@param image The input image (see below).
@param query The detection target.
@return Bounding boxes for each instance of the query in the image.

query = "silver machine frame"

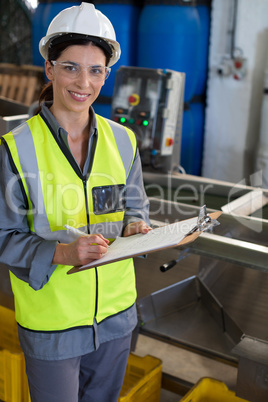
[136,172,268,401]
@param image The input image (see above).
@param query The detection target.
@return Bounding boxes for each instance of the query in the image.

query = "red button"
[165,138,174,146]
[128,93,140,106]
[234,60,242,69]
[129,96,136,103]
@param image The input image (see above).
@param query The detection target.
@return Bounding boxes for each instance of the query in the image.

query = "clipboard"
[67,209,222,275]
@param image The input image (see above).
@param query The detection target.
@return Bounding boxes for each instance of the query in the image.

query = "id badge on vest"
[92,184,126,215]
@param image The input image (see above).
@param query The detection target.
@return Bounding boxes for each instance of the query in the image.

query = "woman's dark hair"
[35,38,111,114]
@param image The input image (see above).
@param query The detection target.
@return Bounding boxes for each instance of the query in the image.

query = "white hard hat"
[39,2,121,67]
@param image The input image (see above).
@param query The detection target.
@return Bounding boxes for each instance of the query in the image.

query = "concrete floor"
[134,334,237,401]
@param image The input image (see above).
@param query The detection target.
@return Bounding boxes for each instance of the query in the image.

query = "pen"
[64,225,110,247]
[64,225,88,236]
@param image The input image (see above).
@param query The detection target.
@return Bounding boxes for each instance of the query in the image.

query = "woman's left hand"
[123,221,152,237]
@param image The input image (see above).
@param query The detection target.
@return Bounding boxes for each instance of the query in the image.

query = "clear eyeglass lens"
[51,61,110,81]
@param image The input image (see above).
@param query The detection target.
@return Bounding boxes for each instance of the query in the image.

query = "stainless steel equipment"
[135,172,268,401]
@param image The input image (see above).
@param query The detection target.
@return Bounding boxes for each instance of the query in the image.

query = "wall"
[202,0,268,186]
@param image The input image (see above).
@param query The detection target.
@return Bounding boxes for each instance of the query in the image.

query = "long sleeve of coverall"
[0,143,58,290]
[0,141,150,291]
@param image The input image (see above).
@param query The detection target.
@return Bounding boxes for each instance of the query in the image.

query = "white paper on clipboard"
[67,211,222,274]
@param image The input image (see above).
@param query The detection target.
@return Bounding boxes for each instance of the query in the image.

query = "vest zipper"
[82,131,97,234]
[82,178,90,234]
[92,267,100,349]
[94,268,98,318]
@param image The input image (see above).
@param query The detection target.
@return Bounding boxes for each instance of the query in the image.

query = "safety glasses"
[50,60,111,81]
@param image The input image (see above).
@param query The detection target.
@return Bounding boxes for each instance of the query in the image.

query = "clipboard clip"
[187,205,220,235]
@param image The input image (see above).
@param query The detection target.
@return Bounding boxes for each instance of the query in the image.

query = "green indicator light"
[120,117,126,124]
[128,118,135,124]
[142,120,149,126]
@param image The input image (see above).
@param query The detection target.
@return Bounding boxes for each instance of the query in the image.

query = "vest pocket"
[92,184,126,215]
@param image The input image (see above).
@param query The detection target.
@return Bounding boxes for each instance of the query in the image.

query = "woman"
[0,3,150,401]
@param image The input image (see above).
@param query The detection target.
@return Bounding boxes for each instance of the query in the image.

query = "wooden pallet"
[0,63,45,106]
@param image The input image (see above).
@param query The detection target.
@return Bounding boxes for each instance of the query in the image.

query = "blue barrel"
[92,102,112,119]
[137,3,200,102]
[32,1,80,66]
[190,101,205,175]
[180,102,205,175]
[180,106,194,174]
[95,4,141,97]
[195,4,211,96]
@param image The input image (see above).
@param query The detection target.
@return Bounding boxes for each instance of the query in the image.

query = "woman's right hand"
[52,234,109,267]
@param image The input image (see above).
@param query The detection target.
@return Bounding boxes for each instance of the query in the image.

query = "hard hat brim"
[39,32,121,67]
[50,33,113,58]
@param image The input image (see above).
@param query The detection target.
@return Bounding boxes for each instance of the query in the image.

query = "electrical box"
[110,67,185,172]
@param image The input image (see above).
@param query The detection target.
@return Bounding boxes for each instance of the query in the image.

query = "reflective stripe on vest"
[3,113,137,331]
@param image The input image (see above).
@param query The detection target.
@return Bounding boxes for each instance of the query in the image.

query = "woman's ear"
[45,60,54,81]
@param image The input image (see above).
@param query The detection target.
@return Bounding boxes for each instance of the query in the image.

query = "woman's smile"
[68,90,90,101]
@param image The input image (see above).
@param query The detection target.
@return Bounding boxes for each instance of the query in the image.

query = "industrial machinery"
[110,66,185,173]
[134,172,268,401]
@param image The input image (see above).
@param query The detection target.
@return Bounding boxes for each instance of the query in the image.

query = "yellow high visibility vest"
[2,113,137,331]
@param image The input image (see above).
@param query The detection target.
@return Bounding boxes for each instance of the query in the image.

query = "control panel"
[110,67,185,172]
